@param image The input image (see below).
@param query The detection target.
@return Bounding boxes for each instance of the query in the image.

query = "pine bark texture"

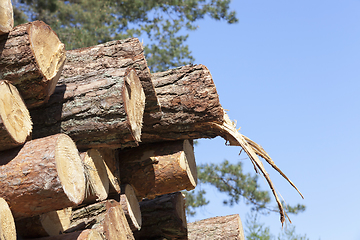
[0,80,32,151]
[30,69,145,149]
[0,21,65,108]
[0,134,85,220]
[119,140,197,199]
[62,38,161,125]
[134,192,187,240]
[188,214,245,240]
[0,0,13,35]
[142,64,224,143]
[0,197,16,240]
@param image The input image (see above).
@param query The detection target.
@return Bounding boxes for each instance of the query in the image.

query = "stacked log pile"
[0,2,303,239]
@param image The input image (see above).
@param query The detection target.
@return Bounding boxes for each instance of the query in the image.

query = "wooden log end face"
[122,184,142,231]
[0,81,32,150]
[55,134,86,205]
[0,0,13,35]
[182,140,197,190]
[0,198,16,240]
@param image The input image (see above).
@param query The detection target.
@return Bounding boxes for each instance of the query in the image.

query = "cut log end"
[121,184,142,231]
[182,140,197,190]
[0,198,16,240]
[0,81,32,151]
[124,69,146,143]
[81,149,109,203]
[56,134,86,205]
[0,0,13,35]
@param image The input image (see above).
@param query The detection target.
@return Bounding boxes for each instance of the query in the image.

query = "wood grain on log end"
[119,140,197,199]
[0,0,13,35]
[29,229,102,240]
[120,184,142,231]
[97,148,121,194]
[0,134,85,219]
[81,149,109,204]
[0,197,16,240]
[0,21,65,108]
[0,80,32,151]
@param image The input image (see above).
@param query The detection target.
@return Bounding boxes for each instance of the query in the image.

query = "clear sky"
[184,1,360,239]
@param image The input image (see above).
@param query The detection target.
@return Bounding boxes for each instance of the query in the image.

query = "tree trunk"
[0,80,32,151]
[0,133,85,220]
[29,229,102,240]
[119,140,197,199]
[62,38,161,125]
[102,205,135,240]
[134,192,187,240]
[119,184,141,231]
[97,148,121,194]
[188,214,245,240]
[0,197,16,240]
[141,64,224,143]
[30,69,145,149]
[15,207,72,238]
[0,0,13,35]
[0,21,65,108]
[81,149,109,204]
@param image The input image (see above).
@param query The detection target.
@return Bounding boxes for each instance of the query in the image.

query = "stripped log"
[0,197,16,240]
[188,214,245,240]
[0,80,32,151]
[29,229,102,240]
[16,207,72,238]
[0,21,65,108]
[81,149,109,204]
[0,133,85,219]
[0,0,13,35]
[119,140,197,199]
[119,184,141,231]
[141,64,224,142]
[62,38,161,124]
[134,192,187,240]
[98,148,121,194]
[30,69,145,149]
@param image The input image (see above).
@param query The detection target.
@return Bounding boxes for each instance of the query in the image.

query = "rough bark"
[0,80,32,151]
[119,140,197,199]
[0,0,13,35]
[30,69,145,149]
[97,148,121,194]
[16,207,72,238]
[62,38,161,125]
[0,134,85,220]
[29,229,102,240]
[188,214,245,240]
[134,192,187,240]
[0,21,65,108]
[81,149,109,204]
[141,64,224,142]
[0,197,16,240]
[119,184,141,231]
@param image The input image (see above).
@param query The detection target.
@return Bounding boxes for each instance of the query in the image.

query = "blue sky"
[184,1,360,239]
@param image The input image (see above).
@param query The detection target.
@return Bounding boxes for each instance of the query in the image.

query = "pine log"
[102,205,134,240]
[29,229,102,240]
[98,148,121,194]
[0,80,32,151]
[0,0,13,35]
[141,64,224,142]
[0,21,65,108]
[188,214,245,240]
[0,133,85,219]
[0,197,16,240]
[62,38,161,125]
[16,207,72,238]
[119,140,197,199]
[30,69,145,149]
[81,149,109,204]
[134,192,187,240]
[119,184,141,231]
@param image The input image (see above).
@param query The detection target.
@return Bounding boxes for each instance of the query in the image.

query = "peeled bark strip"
[81,149,109,204]
[119,184,141,231]
[0,197,16,240]
[0,0,13,35]
[98,148,121,194]
[16,207,72,238]
[62,38,161,124]
[188,214,245,240]
[30,69,145,149]
[134,192,187,240]
[119,140,197,199]
[0,80,32,151]
[0,134,85,219]
[30,229,102,240]
[141,64,224,142]
[0,21,65,108]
